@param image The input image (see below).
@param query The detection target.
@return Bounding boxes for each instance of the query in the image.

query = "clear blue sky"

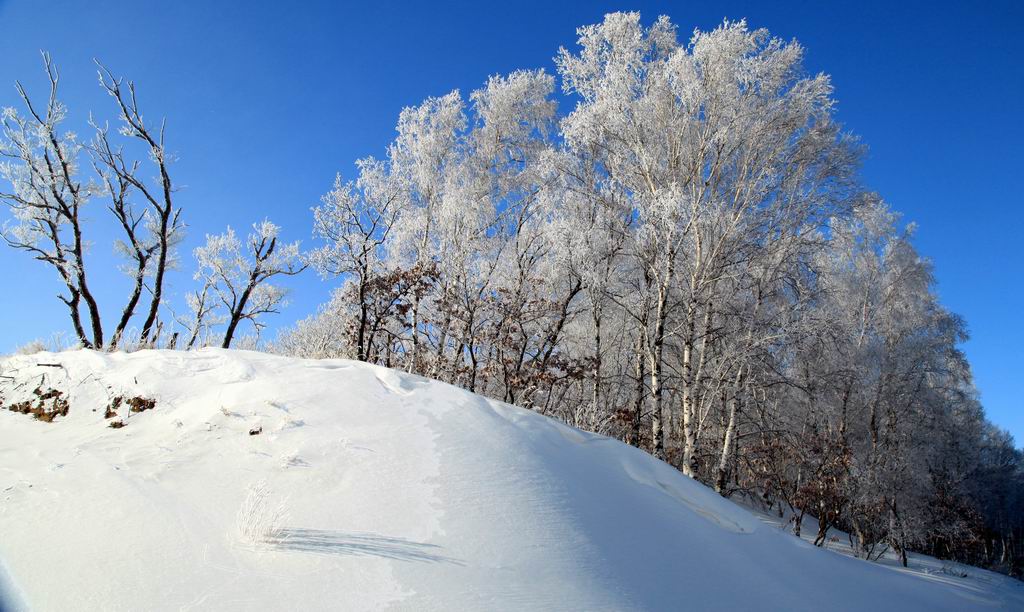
[0,1,1020,443]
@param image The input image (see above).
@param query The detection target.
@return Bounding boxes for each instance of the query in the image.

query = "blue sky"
[0,0,1020,443]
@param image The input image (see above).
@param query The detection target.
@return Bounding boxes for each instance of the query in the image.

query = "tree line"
[2,13,1021,577]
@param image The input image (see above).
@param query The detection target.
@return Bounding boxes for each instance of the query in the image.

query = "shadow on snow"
[269,529,463,565]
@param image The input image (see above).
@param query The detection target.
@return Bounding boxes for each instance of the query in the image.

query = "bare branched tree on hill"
[194,219,306,349]
[0,54,103,348]
[0,53,181,350]
[92,62,183,347]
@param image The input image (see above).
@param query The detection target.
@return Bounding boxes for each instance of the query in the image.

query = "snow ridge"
[0,349,1021,611]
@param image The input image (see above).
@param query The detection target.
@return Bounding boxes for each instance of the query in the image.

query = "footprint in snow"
[282,455,310,468]
[266,400,290,413]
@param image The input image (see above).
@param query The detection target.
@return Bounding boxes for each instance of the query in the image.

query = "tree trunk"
[71,220,103,348]
[628,329,646,448]
[408,291,420,373]
[222,278,258,349]
[356,275,369,361]
[139,161,174,343]
[139,223,168,343]
[814,510,829,547]
[56,284,89,348]
[680,296,698,477]
[110,257,149,350]
[592,306,602,419]
[649,279,671,461]
[714,366,743,494]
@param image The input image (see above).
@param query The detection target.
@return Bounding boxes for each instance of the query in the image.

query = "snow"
[1,349,1021,611]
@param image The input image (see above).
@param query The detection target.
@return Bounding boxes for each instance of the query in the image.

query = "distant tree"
[310,167,402,361]
[270,286,354,359]
[176,279,223,350]
[194,220,306,349]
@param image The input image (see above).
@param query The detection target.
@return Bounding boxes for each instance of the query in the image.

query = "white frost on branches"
[193,219,306,348]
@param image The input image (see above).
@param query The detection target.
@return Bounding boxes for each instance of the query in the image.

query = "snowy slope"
[0,349,1021,611]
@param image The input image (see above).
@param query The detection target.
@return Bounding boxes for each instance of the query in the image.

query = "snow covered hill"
[1,349,1021,611]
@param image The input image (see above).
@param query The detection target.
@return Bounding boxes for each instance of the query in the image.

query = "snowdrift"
[0,349,1020,611]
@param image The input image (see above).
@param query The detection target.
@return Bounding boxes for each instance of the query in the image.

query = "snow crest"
[1,349,1021,611]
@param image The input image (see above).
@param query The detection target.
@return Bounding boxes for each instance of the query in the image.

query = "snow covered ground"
[1,349,1021,611]
[748,502,1023,594]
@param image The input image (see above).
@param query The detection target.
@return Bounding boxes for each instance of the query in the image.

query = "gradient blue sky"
[0,1,1020,443]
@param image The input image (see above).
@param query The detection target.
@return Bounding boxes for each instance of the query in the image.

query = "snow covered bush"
[13,340,46,356]
[10,332,76,355]
[235,480,289,547]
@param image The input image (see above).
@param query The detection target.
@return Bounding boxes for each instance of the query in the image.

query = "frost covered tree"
[271,286,353,359]
[176,279,224,350]
[194,220,305,348]
[310,165,402,361]
[303,69,558,379]
[93,62,183,346]
[0,54,104,347]
[270,12,1019,577]
[0,54,182,350]
[555,14,858,465]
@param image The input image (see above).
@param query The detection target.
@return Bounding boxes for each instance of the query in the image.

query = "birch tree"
[271,11,1019,578]
[556,14,858,468]
[311,165,402,361]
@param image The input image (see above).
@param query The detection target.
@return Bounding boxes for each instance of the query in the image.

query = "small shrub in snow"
[4,386,69,422]
[235,480,289,547]
[105,396,125,419]
[14,340,47,355]
[126,396,156,413]
[104,395,155,420]
[10,333,76,355]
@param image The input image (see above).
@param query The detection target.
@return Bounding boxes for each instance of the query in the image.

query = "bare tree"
[194,220,306,348]
[94,63,183,345]
[176,279,223,349]
[1,54,182,350]
[0,53,103,348]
